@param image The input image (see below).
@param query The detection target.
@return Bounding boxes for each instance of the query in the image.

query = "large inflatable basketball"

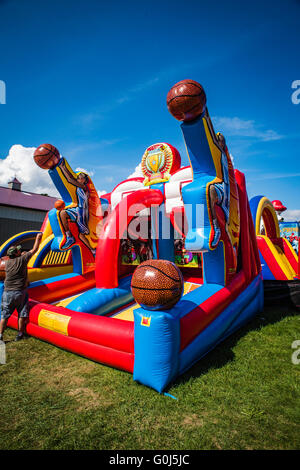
[131,259,184,310]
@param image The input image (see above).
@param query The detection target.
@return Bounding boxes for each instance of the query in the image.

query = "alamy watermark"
[0,340,6,365]
[291,80,300,104]
[291,340,300,365]
[96,201,205,245]
[0,80,6,104]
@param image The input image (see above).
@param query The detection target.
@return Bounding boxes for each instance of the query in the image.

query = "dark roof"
[8,177,21,184]
[0,186,57,211]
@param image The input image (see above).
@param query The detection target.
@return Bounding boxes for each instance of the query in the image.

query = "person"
[57,159,95,254]
[0,233,43,342]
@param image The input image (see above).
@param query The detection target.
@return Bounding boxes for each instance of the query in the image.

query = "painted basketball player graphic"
[57,159,95,254]
[209,132,231,247]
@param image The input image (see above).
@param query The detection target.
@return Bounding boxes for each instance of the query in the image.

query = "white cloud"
[212,116,283,141]
[75,167,94,177]
[0,144,59,197]
[127,163,143,179]
[283,210,300,222]
[0,144,106,199]
[97,189,107,197]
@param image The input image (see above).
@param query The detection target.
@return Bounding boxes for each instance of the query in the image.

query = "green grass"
[0,304,299,450]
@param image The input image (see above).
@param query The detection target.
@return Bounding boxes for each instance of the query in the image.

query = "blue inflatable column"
[150,184,175,262]
[180,115,226,285]
[180,116,217,254]
[133,306,181,393]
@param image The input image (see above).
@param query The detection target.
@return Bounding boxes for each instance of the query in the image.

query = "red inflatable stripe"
[235,170,252,282]
[7,302,135,370]
[28,271,95,303]
[96,189,164,289]
[247,199,262,276]
[256,236,288,280]
[282,238,298,272]
[27,323,134,373]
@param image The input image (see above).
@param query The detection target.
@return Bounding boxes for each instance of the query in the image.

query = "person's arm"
[28,232,43,258]
[59,159,85,189]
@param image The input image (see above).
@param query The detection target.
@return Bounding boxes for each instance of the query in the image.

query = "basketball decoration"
[54,199,65,211]
[141,143,181,186]
[167,79,206,122]
[33,144,60,170]
[131,259,184,310]
[0,256,8,281]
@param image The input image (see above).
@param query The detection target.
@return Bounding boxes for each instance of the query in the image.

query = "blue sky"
[0,0,299,213]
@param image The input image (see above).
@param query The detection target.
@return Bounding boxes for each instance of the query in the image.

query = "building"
[0,178,57,246]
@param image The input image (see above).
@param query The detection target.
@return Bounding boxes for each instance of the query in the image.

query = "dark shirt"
[4,252,32,291]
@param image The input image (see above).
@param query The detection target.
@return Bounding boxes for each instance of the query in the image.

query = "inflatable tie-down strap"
[263,280,300,309]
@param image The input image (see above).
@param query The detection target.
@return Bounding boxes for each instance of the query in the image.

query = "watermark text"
[291,340,300,364]
[291,80,300,104]
[0,80,6,104]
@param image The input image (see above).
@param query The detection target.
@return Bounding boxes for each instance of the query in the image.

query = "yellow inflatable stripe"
[256,198,280,238]
[183,282,199,295]
[113,304,138,322]
[0,230,37,254]
[38,309,71,335]
[113,282,200,322]
[203,117,223,180]
[28,234,54,268]
[273,244,296,279]
[28,265,73,283]
[55,293,82,308]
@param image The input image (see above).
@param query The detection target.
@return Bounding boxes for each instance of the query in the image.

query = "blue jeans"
[1,290,29,320]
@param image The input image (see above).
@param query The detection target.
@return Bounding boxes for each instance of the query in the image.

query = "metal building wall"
[0,205,46,247]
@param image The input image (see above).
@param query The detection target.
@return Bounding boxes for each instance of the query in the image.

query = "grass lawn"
[0,304,299,450]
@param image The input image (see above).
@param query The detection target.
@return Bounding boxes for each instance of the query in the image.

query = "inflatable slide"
[250,196,300,308]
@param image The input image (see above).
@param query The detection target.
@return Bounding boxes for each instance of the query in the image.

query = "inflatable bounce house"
[250,196,300,308]
[2,78,295,393]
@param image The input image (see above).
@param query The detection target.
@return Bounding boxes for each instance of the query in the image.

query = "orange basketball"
[34,144,60,170]
[167,79,206,122]
[131,259,184,310]
[54,199,65,210]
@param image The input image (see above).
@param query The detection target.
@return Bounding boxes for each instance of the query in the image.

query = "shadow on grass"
[169,304,299,389]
